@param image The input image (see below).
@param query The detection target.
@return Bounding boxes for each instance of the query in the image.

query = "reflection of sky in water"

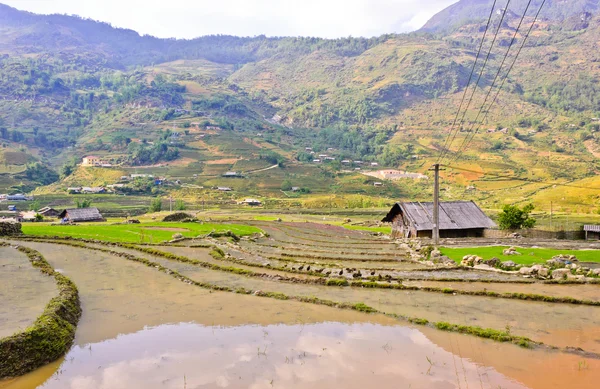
[38,323,526,389]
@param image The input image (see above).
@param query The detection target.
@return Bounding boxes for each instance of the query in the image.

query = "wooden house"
[58,207,104,223]
[382,201,496,238]
[37,207,61,217]
[584,225,600,240]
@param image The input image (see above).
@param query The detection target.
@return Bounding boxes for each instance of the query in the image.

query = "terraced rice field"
[1,221,599,388]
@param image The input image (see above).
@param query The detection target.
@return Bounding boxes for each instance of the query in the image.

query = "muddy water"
[4,323,532,389]
[135,251,600,353]
[19,241,395,345]
[405,280,600,302]
[0,246,58,337]
[1,241,599,388]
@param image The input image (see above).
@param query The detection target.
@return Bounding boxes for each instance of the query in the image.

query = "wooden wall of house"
[586,231,600,240]
[415,228,485,239]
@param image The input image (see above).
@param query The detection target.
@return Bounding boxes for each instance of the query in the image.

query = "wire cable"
[452,0,547,162]
[436,0,500,164]
[441,0,513,165]
[441,163,600,191]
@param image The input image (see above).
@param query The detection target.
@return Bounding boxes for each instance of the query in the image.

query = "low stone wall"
[0,221,22,236]
[0,244,81,378]
[483,228,585,240]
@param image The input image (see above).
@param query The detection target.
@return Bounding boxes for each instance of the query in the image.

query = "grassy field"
[21,222,262,243]
[440,246,600,265]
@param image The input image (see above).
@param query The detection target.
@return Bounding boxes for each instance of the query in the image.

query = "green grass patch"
[21,222,261,243]
[440,246,600,265]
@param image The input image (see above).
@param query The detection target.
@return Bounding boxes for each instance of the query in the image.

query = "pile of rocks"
[461,255,502,268]
[502,247,521,255]
[429,249,455,266]
[0,220,22,236]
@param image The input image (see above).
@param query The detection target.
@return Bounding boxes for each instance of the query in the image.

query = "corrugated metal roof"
[383,201,496,231]
[59,207,104,222]
[584,225,600,232]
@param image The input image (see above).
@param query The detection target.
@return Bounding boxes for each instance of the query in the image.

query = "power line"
[436,0,501,164]
[441,0,513,164]
[452,0,546,162]
[441,163,600,191]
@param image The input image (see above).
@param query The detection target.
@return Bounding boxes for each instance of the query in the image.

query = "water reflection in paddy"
[23,323,528,389]
[0,246,58,338]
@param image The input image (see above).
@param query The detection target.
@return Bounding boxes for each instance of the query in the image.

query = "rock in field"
[519,267,533,275]
[501,260,516,269]
[502,247,521,255]
[551,268,571,280]
[484,257,500,267]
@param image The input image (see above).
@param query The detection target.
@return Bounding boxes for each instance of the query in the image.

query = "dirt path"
[245,164,278,174]
[585,140,600,159]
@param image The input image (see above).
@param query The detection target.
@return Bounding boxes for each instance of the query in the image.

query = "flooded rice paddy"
[1,221,600,388]
[0,246,58,338]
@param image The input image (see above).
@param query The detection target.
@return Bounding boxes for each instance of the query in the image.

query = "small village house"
[37,207,61,217]
[584,225,600,240]
[82,156,102,166]
[59,208,105,223]
[20,211,38,222]
[241,198,262,206]
[382,201,496,238]
[223,172,241,178]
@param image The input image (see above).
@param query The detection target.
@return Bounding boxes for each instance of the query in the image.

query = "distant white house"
[241,198,261,206]
[131,174,154,179]
[374,182,383,187]
[217,187,233,192]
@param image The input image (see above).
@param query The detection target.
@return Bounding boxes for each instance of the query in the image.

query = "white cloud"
[3,0,458,38]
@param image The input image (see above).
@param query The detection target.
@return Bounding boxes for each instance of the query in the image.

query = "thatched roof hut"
[58,208,104,222]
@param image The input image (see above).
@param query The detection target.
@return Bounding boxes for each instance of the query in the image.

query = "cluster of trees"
[524,75,600,113]
[126,141,179,165]
[20,162,59,185]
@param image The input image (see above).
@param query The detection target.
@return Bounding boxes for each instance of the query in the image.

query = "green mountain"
[421,0,600,32]
[1,2,600,212]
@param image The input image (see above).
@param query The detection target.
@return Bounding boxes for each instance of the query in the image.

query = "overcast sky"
[2,0,458,38]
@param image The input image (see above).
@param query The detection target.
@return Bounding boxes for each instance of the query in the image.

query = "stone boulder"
[519,267,533,275]
[483,257,500,267]
[591,269,600,276]
[501,260,517,269]
[538,267,549,277]
[502,247,521,255]
[430,249,441,259]
[172,233,184,240]
[551,268,571,280]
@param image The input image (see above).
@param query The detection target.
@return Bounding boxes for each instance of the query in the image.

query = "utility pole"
[169,196,173,212]
[430,163,441,246]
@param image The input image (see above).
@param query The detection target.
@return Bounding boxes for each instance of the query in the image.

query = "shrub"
[149,197,162,212]
[497,204,536,230]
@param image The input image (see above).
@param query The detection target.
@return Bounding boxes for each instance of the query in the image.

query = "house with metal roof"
[382,201,496,238]
[58,207,105,223]
[584,225,600,240]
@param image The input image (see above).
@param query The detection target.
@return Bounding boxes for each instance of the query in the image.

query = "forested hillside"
[1,1,600,211]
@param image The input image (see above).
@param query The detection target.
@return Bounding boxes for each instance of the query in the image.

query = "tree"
[29,200,41,211]
[76,199,93,208]
[174,199,186,211]
[149,197,162,212]
[497,204,536,230]
[281,180,293,191]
